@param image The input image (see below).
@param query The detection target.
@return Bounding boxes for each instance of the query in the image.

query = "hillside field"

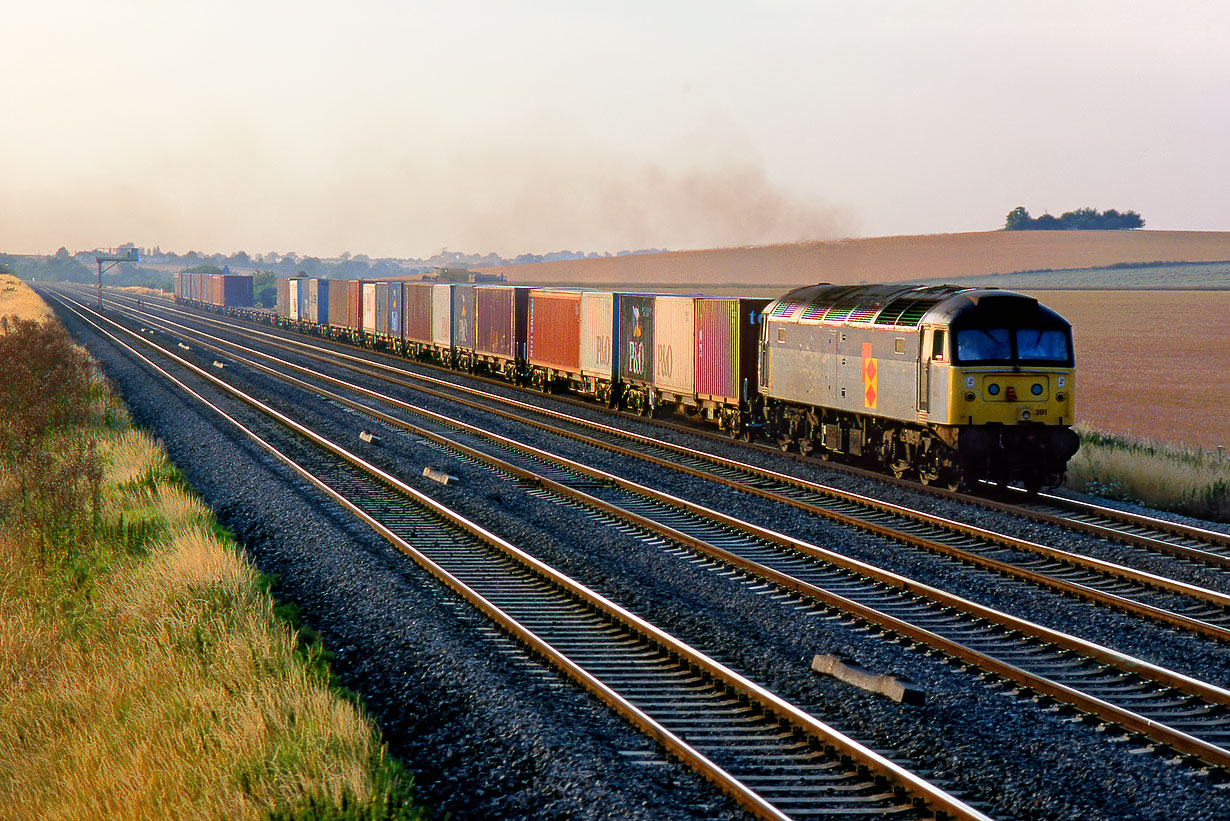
[480,230,1230,289]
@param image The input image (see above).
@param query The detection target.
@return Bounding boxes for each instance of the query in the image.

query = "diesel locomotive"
[757,283,1078,489]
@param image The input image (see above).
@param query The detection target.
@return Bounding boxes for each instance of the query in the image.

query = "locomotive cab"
[758,284,1080,490]
[920,292,1078,488]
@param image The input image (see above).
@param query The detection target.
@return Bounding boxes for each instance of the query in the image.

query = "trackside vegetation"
[0,288,427,818]
[1065,425,1230,522]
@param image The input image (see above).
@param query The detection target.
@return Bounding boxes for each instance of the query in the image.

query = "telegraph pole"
[95,248,138,309]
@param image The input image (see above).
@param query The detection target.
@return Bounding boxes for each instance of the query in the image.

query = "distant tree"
[1005,206,1033,230]
[257,286,276,308]
[182,264,223,274]
[1004,205,1144,231]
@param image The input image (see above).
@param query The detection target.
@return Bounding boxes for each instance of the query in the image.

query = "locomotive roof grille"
[875,297,941,327]
[770,298,806,318]
[848,305,881,323]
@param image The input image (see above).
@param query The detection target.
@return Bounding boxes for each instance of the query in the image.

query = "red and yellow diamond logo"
[862,342,878,409]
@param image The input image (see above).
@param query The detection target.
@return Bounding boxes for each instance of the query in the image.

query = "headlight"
[1031,383,1043,396]
[964,392,976,402]
[987,383,1000,396]
[1056,392,1066,402]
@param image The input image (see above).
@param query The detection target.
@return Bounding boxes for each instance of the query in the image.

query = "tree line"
[1004,206,1144,231]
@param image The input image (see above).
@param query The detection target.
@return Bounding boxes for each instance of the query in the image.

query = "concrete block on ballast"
[811,654,924,706]
[423,466,458,486]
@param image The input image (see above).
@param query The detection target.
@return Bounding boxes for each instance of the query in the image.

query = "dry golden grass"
[1065,425,1230,521]
[0,416,399,819]
[116,285,170,298]
[0,273,53,322]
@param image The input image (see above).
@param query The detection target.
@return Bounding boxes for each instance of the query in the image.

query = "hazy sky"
[3,1,1227,258]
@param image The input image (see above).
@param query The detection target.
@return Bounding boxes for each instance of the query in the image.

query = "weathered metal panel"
[431,284,452,348]
[528,290,582,372]
[696,297,770,404]
[388,282,402,341]
[403,282,433,344]
[452,284,474,350]
[579,291,616,381]
[362,282,377,334]
[306,278,328,324]
[347,281,363,331]
[618,294,655,385]
[288,278,300,321]
[276,278,288,318]
[297,278,310,319]
[764,321,920,421]
[221,274,254,308]
[374,282,390,336]
[650,295,695,397]
[474,286,529,359]
[327,279,349,328]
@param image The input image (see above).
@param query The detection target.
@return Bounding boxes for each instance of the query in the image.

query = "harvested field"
[483,230,1230,289]
[1028,290,1230,451]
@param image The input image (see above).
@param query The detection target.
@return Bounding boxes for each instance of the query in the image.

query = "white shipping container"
[432,284,453,348]
[288,279,300,321]
[579,291,615,380]
[651,295,697,397]
[362,282,377,334]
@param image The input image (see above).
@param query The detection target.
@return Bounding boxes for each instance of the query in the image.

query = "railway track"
[51,290,990,819]
[103,288,1230,577]
[80,288,1230,775]
[107,290,1230,645]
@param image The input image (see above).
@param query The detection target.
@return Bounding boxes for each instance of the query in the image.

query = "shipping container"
[362,282,377,334]
[211,274,223,307]
[452,284,475,350]
[328,278,350,328]
[375,282,390,336]
[431,284,453,349]
[474,285,528,360]
[579,291,617,382]
[695,297,770,405]
[288,279,301,320]
[650,295,697,398]
[528,290,581,373]
[388,282,402,342]
[618,294,656,386]
[348,281,363,332]
[221,274,254,308]
[403,282,434,345]
[306,278,328,324]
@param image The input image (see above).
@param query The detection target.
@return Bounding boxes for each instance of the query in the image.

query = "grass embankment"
[1065,425,1230,522]
[0,287,425,818]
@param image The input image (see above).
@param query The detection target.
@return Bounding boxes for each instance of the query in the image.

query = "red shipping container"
[695,297,771,404]
[402,282,433,344]
[528,290,581,372]
[474,286,529,359]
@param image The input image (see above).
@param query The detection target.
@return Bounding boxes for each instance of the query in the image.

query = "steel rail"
[111,293,1230,643]
[86,290,1230,773]
[51,287,991,821]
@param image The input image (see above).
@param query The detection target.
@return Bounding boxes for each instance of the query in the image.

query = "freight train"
[175,275,1078,489]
